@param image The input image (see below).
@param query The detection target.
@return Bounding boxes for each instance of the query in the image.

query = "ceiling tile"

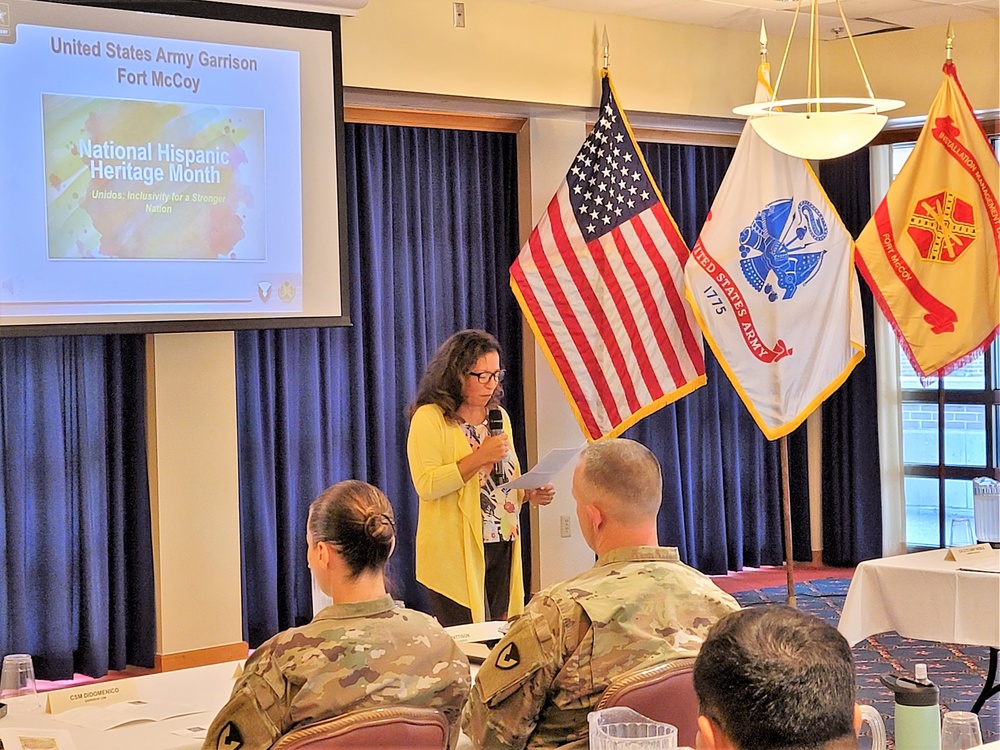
[956,0,1000,10]
[873,1,996,24]
[509,0,997,32]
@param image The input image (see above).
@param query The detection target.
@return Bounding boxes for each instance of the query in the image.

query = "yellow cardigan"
[406,403,525,623]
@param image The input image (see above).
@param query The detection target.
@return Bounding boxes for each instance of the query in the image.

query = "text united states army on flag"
[684,63,864,440]
[510,71,705,441]
[855,61,999,379]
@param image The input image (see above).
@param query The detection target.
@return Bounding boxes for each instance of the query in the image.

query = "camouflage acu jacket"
[462,546,739,750]
[203,594,471,750]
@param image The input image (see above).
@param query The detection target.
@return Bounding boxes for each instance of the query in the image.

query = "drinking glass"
[589,707,677,750]
[0,653,39,710]
[857,704,887,750]
[941,711,983,750]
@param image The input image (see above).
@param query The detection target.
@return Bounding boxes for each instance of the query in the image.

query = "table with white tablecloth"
[3,629,695,749]
[838,547,1000,712]
[0,660,240,750]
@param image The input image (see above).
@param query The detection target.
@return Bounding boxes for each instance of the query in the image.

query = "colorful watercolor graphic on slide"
[43,94,265,261]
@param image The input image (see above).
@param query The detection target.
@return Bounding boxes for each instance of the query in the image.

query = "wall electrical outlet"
[453,2,465,28]
[559,515,572,538]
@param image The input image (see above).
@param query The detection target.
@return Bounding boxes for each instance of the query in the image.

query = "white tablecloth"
[838,548,1000,648]
[3,646,694,749]
[0,660,240,750]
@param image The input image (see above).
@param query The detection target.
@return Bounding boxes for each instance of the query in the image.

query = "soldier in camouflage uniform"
[463,439,739,750]
[203,481,470,750]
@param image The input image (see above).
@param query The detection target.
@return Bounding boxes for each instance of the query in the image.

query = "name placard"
[46,680,139,714]
[443,620,507,643]
[945,542,996,562]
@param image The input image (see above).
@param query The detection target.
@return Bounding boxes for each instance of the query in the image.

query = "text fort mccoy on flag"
[855,60,1000,379]
[510,70,706,441]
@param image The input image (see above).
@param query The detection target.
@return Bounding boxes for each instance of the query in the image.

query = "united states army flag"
[855,61,1000,379]
[684,63,864,440]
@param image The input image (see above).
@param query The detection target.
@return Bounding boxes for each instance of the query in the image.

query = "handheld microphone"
[487,408,506,486]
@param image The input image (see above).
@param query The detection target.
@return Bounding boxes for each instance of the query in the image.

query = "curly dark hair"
[409,329,504,423]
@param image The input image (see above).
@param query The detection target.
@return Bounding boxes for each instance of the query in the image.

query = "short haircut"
[308,480,395,578]
[578,438,661,524]
[693,606,856,750]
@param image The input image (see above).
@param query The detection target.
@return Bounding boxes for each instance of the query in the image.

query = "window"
[894,138,1000,548]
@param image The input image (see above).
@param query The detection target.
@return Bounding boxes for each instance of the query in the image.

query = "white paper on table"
[947,544,1000,571]
[172,724,210,739]
[0,727,79,750]
[503,446,584,490]
[959,566,1000,574]
[55,699,205,731]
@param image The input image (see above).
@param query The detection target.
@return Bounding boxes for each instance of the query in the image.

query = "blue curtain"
[0,334,155,679]
[235,123,522,647]
[818,149,883,565]
[236,130,820,649]
[637,142,812,573]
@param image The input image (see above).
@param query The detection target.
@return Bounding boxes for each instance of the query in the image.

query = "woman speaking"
[407,330,554,626]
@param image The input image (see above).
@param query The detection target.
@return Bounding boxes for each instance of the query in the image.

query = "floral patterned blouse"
[461,421,518,543]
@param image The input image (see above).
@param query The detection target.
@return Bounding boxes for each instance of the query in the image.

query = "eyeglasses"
[468,369,505,384]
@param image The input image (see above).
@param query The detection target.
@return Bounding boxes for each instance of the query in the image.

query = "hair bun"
[364,512,395,541]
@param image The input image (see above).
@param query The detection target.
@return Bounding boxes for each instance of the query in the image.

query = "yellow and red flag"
[856,62,1000,379]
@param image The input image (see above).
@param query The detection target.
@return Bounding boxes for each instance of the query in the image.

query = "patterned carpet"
[733,579,999,748]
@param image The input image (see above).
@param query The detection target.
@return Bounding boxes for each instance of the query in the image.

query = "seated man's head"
[572,438,661,553]
[693,605,860,750]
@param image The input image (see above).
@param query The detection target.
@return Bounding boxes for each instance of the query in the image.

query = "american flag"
[510,71,706,440]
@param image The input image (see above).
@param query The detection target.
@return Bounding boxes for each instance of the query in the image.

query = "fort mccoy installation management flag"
[855,61,1000,379]
[684,63,864,440]
[510,70,706,441]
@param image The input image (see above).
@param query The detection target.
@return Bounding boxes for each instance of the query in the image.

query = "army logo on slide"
[0,3,11,41]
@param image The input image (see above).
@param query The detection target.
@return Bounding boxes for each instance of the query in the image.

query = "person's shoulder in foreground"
[201,480,470,750]
[694,605,863,750]
[462,438,739,750]
[282,599,471,726]
[207,600,469,746]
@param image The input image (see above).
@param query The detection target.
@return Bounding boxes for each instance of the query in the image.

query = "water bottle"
[881,664,941,750]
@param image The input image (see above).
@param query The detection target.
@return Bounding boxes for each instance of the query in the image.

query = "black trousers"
[426,540,513,626]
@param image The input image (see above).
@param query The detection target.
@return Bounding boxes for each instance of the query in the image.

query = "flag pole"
[762,18,796,608]
[760,18,795,607]
[780,435,796,606]
[602,25,610,70]
[945,19,954,60]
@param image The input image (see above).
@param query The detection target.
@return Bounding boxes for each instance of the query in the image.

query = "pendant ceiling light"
[733,0,904,160]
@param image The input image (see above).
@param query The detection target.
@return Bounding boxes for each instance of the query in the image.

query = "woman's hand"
[456,433,510,484]
[524,483,556,506]
[477,433,510,467]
